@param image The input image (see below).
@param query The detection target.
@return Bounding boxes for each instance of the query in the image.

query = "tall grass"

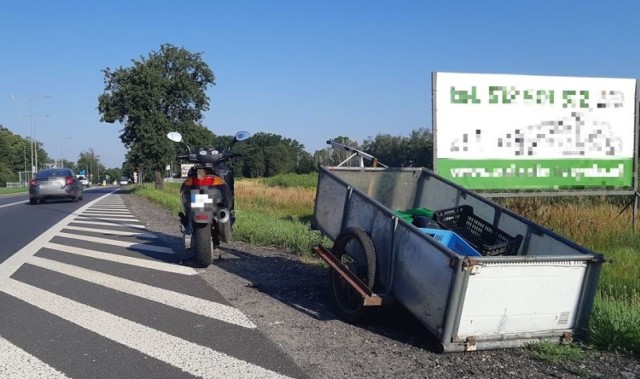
[498,197,640,358]
[259,172,318,189]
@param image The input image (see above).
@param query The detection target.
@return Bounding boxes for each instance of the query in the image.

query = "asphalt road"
[0,188,111,263]
[0,188,304,378]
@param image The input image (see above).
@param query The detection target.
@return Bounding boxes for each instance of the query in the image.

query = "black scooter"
[167,130,250,267]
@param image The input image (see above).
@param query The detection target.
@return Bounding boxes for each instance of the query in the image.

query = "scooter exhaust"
[218,208,230,224]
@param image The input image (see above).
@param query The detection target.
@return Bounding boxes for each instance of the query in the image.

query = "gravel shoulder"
[121,190,639,379]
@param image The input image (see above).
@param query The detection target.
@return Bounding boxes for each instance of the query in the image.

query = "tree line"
[97,43,434,188]
[2,45,435,187]
[0,125,124,186]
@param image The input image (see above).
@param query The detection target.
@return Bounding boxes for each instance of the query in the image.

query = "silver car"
[77,175,90,187]
[29,168,84,205]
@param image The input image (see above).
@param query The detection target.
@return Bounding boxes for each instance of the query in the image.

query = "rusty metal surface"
[312,245,382,307]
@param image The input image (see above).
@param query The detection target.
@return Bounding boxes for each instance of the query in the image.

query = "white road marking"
[0,336,71,379]
[88,208,128,211]
[0,191,118,287]
[0,200,26,209]
[83,209,131,217]
[62,225,157,238]
[55,232,175,254]
[2,280,289,379]
[77,213,138,219]
[76,216,140,222]
[81,208,131,211]
[29,256,255,328]
[69,220,146,229]
[44,242,196,275]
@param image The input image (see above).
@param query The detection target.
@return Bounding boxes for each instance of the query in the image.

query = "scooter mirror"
[167,132,182,143]
[234,131,251,142]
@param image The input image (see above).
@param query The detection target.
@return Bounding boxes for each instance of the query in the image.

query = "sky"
[1,0,639,168]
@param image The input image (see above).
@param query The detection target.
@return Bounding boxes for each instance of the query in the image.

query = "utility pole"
[10,95,51,175]
[60,137,72,168]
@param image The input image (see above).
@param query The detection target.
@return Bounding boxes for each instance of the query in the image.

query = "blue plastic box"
[419,228,480,256]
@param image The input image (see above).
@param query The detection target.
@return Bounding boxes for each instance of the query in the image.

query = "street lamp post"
[10,95,51,175]
[20,114,50,172]
[61,137,72,168]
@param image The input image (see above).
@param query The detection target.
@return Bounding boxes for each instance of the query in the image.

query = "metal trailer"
[311,166,605,352]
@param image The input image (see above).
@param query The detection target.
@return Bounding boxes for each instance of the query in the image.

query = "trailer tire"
[330,227,377,323]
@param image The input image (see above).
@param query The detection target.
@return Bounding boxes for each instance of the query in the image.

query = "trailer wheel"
[330,227,377,323]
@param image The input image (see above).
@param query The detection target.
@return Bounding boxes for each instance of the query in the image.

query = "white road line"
[63,225,157,238]
[0,336,71,379]
[84,209,131,213]
[44,242,196,275]
[55,232,175,255]
[0,190,119,287]
[29,256,255,329]
[0,200,26,209]
[78,213,137,219]
[69,220,146,229]
[88,208,128,211]
[2,280,289,379]
[76,216,140,222]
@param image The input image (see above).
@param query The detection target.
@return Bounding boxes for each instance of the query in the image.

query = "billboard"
[433,72,637,190]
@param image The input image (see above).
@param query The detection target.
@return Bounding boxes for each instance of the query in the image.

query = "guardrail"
[5,182,26,188]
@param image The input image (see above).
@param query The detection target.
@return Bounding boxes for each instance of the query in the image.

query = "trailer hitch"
[312,244,383,306]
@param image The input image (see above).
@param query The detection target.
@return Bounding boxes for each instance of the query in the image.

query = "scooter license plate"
[190,193,213,209]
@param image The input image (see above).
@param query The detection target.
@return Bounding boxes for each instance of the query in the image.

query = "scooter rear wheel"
[192,223,213,267]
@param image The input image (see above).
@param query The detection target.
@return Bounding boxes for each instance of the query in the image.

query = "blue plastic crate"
[419,228,480,257]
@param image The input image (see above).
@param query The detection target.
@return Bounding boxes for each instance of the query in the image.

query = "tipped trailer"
[311,167,604,352]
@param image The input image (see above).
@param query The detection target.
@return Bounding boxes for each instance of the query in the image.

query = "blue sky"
[1,0,638,168]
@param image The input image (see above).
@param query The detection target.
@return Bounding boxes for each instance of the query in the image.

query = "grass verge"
[130,178,330,261]
[0,187,27,195]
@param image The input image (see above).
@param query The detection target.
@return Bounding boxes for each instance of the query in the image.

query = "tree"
[77,148,104,185]
[405,128,433,169]
[98,43,216,189]
[361,128,433,168]
[236,132,310,177]
[0,126,47,185]
[316,136,361,167]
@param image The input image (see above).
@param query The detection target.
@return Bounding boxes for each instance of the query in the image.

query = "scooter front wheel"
[192,223,213,267]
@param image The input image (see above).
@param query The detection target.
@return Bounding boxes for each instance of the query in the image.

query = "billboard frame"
[431,72,639,224]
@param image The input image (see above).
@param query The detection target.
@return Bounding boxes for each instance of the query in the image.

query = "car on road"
[28,168,83,205]
[119,176,130,186]
[77,175,90,187]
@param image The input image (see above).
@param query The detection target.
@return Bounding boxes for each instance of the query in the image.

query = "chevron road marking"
[0,336,70,379]
[1,280,290,379]
[44,242,196,275]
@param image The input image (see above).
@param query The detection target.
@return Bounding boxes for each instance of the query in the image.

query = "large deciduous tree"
[98,44,215,188]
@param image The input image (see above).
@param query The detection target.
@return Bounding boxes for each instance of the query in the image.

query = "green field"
[132,173,640,359]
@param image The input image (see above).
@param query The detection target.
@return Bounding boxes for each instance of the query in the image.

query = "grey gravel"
[120,190,640,379]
